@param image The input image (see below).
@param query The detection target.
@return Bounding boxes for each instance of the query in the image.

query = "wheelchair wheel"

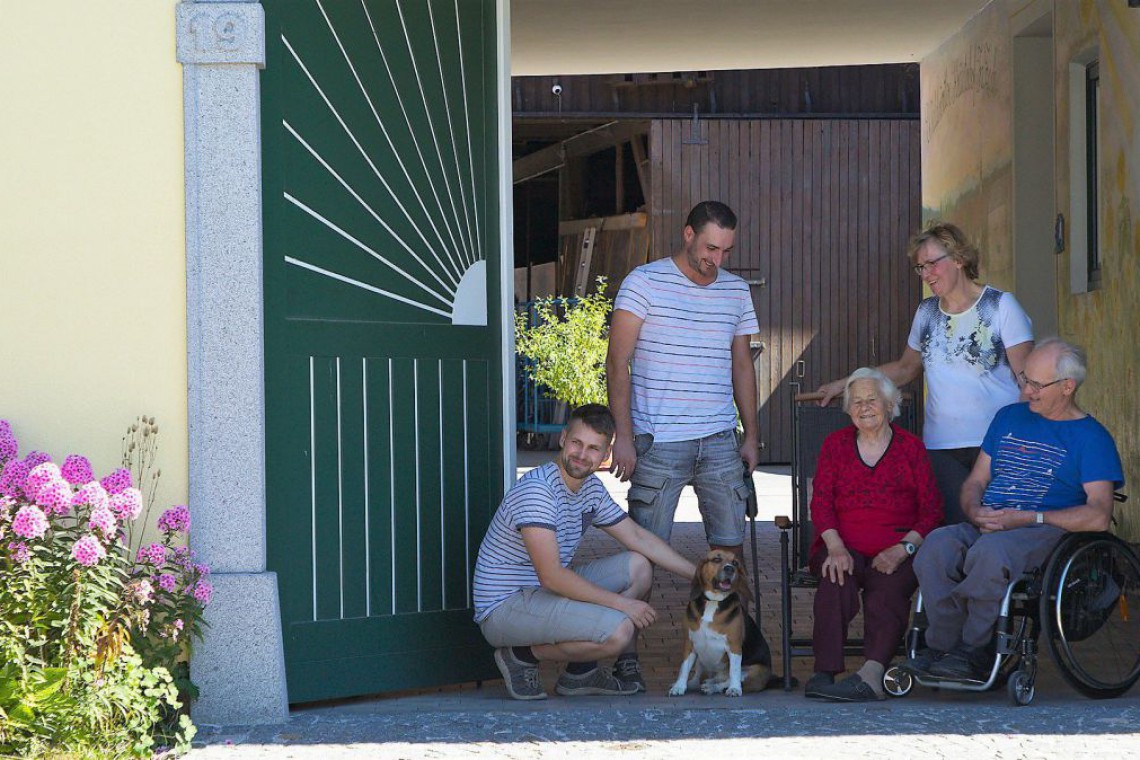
[882,666,913,698]
[1006,669,1034,705]
[1040,533,1140,699]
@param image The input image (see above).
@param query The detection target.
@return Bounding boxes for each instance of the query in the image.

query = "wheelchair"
[883,528,1140,706]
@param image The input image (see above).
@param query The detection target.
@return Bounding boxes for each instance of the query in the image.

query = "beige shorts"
[479,553,634,648]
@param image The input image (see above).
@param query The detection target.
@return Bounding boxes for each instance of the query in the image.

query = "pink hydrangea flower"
[157,505,191,534]
[60,455,94,485]
[72,481,110,511]
[193,579,214,605]
[110,488,143,521]
[157,573,177,592]
[12,505,49,540]
[100,468,133,495]
[36,479,73,516]
[8,541,30,563]
[137,542,167,566]
[0,459,32,499]
[0,421,17,465]
[88,505,117,537]
[71,534,107,567]
[25,462,61,502]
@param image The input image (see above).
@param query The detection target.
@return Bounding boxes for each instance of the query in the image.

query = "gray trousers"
[913,522,1065,650]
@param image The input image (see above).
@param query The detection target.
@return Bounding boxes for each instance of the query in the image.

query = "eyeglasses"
[1019,371,1065,392]
[912,253,950,276]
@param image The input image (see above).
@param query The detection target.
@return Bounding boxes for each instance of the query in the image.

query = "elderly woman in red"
[804,368,942,701]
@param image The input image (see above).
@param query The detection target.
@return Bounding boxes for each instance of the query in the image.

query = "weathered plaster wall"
[1054,0,1140,537]
[920,1,1016,290]
[0,2,188,510]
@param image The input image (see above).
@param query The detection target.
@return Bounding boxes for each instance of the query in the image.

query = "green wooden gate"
[261,0,504,702]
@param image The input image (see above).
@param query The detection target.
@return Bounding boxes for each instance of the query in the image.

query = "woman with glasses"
[817,222,1033,524]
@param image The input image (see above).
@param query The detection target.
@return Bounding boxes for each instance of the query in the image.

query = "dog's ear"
[689,561,707,601]
[735,560,754,607]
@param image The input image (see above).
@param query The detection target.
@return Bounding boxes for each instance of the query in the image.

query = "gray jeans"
[914,521,1065,650]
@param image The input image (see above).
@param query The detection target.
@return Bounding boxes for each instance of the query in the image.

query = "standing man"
[905,339,1124,681]
[474,404,696,700]
[606,200,760,558]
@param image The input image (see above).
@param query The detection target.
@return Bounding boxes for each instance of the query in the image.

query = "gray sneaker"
[555,666,639,696]
[613,658,646,693]
[494,647,547,701]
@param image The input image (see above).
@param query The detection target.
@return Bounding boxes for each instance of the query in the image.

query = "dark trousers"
[810,548,918,673]
[928,447,980,526]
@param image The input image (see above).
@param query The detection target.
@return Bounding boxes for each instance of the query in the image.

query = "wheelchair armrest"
[774,515,793,531]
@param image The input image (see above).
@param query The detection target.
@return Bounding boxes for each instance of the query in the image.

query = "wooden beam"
[629,133,650,206]
[513,120,650,184]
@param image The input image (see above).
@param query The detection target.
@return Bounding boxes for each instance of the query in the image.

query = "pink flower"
[8,541,30,563]
[88,505,117,537]
[158,573,177,592]
[12,505,49,540]
[157,505,191,534]
[25,462,61,501]
[137,542,167,566]
[100,468,133,495]
[72,481,110,511]
[110,488,143,521]
[60,455,94,485]
[36,479,73,516]
[0,459,31,499]
[71,534,107,567]
[193,579,214,605]
[0,421,17,465]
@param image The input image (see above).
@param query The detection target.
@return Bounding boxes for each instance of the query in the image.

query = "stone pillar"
[177,1,289,725]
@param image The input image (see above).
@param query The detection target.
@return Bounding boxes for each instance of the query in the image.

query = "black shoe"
[898,647,946,677]
[813,673,885,702]
[803,671,835,699]
[928,644,993,682]
[612,657,646,693]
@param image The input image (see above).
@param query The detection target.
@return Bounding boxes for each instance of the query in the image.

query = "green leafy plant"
[0,419,208,758]
[515,277,613,408]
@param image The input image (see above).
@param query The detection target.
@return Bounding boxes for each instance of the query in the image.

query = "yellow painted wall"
[919,1,1016,290]
[0,2,187,514]
[921,0,1140,537]
[1054,0,1140,538]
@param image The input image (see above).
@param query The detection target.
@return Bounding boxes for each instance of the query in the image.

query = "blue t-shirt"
[981,402,1124,511]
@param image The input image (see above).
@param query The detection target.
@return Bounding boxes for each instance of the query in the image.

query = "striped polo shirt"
[472,462,627,623]
[614,257,759,443]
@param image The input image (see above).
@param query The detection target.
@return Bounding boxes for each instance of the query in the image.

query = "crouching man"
[473,404,697,700]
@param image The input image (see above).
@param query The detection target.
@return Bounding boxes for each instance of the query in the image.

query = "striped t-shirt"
[614,257,759,443]
[472,462,627,623]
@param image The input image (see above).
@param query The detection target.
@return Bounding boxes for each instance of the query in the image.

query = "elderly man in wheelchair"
[899,338,1136,701]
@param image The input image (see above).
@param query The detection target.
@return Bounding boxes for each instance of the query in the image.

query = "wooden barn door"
[650,119,922,463]
[261,0,504,702]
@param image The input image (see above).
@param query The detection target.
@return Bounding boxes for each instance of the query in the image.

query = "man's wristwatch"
[900,540,918,556]
[1035,511,1046,525]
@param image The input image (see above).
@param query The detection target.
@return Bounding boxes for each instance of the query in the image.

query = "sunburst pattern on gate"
[279,0,488,326]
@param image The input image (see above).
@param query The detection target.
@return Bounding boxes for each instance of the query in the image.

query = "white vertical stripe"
[496,0,517,495]
[463,361,471,606]
[414,359,423,612]
[363,358,371,618]
[388,358,397,616]
[439,360,446,609]
[309,357,318,621]
[336,357,344,620]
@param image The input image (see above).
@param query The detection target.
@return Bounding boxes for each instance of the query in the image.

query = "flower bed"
[0,420,209,757]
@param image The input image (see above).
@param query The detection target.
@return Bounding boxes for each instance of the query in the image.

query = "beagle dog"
[668,549,772,697]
